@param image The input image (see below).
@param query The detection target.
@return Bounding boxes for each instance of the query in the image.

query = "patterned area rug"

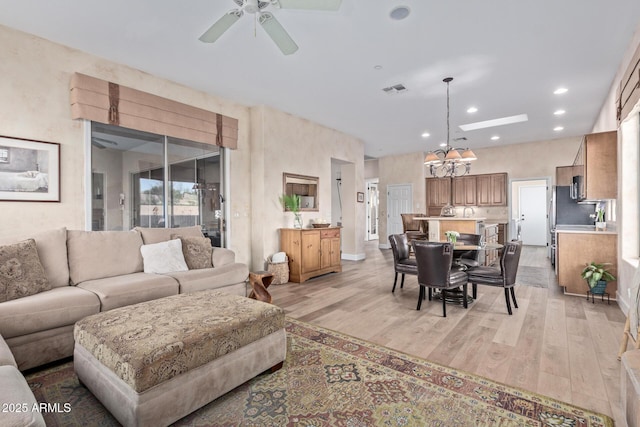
[25,318,612,426]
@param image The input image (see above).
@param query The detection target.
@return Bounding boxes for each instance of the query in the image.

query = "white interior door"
[387,184,412,238]
[367,182,379,240]
[519,185,547,246]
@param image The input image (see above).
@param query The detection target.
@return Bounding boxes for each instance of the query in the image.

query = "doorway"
[387,184,412,238]
[367,180,379,241]
[512,179,549,246]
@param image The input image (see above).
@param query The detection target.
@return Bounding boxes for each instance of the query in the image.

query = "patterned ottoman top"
[74,290,285,393]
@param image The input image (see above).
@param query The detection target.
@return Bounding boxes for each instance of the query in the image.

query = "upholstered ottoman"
[73,290,286,427]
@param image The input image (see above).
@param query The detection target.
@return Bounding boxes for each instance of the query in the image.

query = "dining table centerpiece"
[444,230,460,244]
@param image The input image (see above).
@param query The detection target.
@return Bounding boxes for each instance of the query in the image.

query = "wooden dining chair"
[412,241,468,317]
[389,234,417,292]
[466,240,523,315]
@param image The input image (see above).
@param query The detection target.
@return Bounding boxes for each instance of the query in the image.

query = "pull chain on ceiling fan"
[199,0,342,55]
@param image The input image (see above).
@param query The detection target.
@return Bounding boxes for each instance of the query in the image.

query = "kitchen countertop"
[420,217,487,221]
[555,225,617,235]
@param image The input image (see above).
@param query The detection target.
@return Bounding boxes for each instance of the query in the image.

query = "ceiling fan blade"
[199,10,243,43]
[259,12,299,55]
[276,0,342,11]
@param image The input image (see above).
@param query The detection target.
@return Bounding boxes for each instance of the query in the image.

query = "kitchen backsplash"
[453,206,509,221]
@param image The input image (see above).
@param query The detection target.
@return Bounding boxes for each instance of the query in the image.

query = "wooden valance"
[70,73,238,149]
[617,42,640,123]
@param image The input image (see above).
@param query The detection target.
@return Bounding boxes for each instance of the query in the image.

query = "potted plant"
[595,208,606,231]
[280,194,302,229]
[581,262,615,294]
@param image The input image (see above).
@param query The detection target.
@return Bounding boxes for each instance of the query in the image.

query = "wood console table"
[279,227,342,283]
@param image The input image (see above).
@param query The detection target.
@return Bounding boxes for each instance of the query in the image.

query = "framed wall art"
[0,135,60,202]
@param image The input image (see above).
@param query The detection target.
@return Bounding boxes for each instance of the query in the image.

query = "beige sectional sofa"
[0,226,249,426]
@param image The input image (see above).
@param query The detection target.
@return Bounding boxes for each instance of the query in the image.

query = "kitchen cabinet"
[483,224,499,266]
[556,231,617,298]
[582,131,617,200]
[477,173,507,206]
[556,166,581,186]
[497,223,508,245]
[426,178,452,208]
[452,176,477,206]
[280,227,342,283]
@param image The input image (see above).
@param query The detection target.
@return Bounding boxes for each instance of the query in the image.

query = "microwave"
[571,175,584,200]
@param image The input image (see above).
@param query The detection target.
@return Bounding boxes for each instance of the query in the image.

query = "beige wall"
[0,24,364,270]
[249,105,365,268]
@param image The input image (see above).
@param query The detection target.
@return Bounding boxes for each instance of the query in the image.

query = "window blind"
[70,73,238,149]
[618,43,640,123]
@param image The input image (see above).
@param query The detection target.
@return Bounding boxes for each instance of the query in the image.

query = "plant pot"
[590,280,607,295]
[595,221,606,231]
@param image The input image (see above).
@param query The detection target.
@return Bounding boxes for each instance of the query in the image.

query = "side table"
[249,271,274,303]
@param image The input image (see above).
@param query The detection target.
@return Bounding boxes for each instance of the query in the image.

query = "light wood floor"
[269,241,627,425]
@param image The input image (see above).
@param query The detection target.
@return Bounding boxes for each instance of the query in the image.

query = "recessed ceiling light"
[390,6,411,20]
[373,65,383,70]
[467,107,478,113]
[459,114,528,131]
[554,87,568,95]
[439,142,447,147]
[421,132,430,138]
[554,126,564,131]
[491,136,500,141]
[554,109,566,116]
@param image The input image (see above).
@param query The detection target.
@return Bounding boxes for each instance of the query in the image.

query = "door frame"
[509,176,551,247]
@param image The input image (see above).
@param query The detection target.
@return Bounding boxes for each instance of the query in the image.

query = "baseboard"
[341,253,365,261]
[378,243,390,250]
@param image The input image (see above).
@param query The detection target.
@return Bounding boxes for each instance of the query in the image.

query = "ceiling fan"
[199,0,342,55]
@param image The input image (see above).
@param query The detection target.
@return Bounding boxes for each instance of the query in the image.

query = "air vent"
[382,84,408,94]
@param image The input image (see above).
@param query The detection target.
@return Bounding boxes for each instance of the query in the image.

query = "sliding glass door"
[89,122,225,246]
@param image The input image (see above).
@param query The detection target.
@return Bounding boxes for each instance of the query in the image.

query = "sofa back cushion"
[67,230,144,285]
[0,228,69,288]
[0,239,50,302]
[135,225,204,245]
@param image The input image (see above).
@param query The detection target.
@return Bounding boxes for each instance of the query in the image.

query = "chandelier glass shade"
[425,77,477,178]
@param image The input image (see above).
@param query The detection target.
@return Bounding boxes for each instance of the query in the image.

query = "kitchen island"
[418,217,486,242]
[556,226,618,299]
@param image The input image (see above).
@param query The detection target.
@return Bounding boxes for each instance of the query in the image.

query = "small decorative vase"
[595,221,606,231]
[294,213,303,229]
[590,280,607,295]
[447,236,457,244]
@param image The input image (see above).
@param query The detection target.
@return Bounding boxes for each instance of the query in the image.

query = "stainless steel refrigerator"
[549,186,595,267]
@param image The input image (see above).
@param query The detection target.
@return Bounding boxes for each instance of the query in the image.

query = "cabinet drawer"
[320,229,340,239]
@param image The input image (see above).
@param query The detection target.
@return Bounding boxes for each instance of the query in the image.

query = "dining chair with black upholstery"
[456,233,482,269]
[412,241,469,317]
[466,240,523,315]
[389,234,418,293]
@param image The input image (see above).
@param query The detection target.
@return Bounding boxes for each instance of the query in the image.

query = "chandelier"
[424,77,477,178]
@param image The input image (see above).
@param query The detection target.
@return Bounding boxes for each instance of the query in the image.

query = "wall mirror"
[283,173,319,211]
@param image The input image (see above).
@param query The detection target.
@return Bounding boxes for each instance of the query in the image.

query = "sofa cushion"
[0,286,100,339]
[0,228,69,288]
[140,239,189,274]
[173,235,213,270]
[164,262,249,294]
[0,239,50,303]
[0,334,16,368]
[67,230,143,285]
[211,247,235,267]
[77,272,179,311]
[135,225,203,245]
[0,366,46,426]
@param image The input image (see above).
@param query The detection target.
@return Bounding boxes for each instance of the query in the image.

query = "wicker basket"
[267,256,289,285]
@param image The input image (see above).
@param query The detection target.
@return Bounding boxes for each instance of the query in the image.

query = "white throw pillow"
[140,239,189,274]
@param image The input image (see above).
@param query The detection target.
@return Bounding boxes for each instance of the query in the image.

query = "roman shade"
[617,42,640,123]
[70,73,238,149]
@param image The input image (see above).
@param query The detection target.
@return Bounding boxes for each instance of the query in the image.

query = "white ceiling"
[1,1,639,158]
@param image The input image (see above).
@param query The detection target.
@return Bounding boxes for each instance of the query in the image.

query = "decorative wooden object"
[248,271,274,303]
[280,227,342,283]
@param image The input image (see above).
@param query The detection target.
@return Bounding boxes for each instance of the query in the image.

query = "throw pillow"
[140,239,189,274]
[0,239,50,303]
[172,235,213,270]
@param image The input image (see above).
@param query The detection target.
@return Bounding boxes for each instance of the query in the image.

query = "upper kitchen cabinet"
[476,173,507,206]
[426,177,452,208]
[578,131,617,200]
[452,176,477,206]
[556,165,581,186]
